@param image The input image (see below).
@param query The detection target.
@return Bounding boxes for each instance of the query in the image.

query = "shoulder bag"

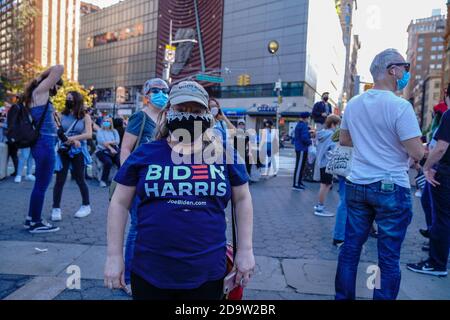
[109,113,146,201]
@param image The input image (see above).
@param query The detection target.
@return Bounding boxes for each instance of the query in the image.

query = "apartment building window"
[415,75,422,80]
[432,46,437,51]
[417,55,423,61]
[437,54,443,59]
[416,65,422,70]
[438,45,444,51]
[430,64,436,69]
[431,55,436,60]
[436,64,442,69]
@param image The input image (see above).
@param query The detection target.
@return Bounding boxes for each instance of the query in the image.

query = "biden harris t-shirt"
[114,139,249,289]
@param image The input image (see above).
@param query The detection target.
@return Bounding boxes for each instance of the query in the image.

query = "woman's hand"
[233,248,255,288]
[424,168,440,187]
[67,137,81,148]
[109,146,118,155]
[104,255,125,290]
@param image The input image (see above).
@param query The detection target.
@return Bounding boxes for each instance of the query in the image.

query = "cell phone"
[223,270,237,295]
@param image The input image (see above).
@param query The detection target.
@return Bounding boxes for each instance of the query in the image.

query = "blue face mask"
[150,92,169,109]
[397,71,410,91]
[103,122,111,128]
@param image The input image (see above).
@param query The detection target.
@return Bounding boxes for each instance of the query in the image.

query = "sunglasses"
[387,63,410,73]
[149,88,169,94]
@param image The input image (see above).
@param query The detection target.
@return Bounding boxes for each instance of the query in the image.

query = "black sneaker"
[419,229,430,239]
[24,219,31,229]
[292,186,304,191]
[333,239,344,248]
[29,220,60,234]
[407,260,448,277]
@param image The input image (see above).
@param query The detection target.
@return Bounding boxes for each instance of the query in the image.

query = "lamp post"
[162,20,198,84]
[268,40,281,133]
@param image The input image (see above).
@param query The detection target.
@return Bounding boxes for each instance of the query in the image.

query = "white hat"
[169,81,209,108]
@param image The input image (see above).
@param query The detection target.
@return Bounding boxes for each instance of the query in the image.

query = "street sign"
[164,44,176,63]
[195,74,224,83]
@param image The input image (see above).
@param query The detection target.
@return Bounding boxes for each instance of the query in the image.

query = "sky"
[84,0,448,82]
[353,0,448,82]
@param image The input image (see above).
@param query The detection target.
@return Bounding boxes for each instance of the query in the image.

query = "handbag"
[54,117,79,155]
[307,144,317,165]
[224,199,244,300]
[109,113,146,201]
[325,144,353,177]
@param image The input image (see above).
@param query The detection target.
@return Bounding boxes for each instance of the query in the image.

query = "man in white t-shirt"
[334,49,425,300]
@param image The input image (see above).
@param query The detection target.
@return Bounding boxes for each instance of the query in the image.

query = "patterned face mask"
[166,110,213,143]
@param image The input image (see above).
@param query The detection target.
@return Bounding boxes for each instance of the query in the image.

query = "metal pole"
[275,54,281,134]
[113,80,116,118]
[193,0,206,72]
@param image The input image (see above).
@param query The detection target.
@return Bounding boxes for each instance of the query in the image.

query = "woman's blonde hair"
[154,103,227,162]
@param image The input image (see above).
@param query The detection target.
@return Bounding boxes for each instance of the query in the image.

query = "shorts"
[320,167,333,185]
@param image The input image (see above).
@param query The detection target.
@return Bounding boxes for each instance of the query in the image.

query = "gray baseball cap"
[169,81,209,108]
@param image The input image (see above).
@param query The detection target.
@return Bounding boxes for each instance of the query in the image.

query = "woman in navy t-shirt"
[104,81,255,300]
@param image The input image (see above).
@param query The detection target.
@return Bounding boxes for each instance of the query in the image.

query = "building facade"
[335,0,360,108]
[214,0,345,131]
[78,0,159,113]
[80,1,100,16]
[78,0,345,131]
[0,0,81,81]
[442,0,450,90]
[412,70,443,130]
[405,13,447,120]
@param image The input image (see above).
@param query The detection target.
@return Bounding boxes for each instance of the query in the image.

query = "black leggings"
[131,272,224,300]
[96,150,120,183]
[7,142,18,174]
[53,152,90,208]
[293,150,308,187]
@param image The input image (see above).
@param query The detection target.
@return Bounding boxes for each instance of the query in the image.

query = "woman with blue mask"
[119,78,169,295]
[96,118,121,187]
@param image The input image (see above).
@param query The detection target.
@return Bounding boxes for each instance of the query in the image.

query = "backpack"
[6,102,49,148]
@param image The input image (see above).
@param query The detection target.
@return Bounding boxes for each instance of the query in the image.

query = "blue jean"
[124,196,139,285]
[335,181,412,300]
[333,176,347,241]
[420,182,435,229]
[429,170,450,270]
[17,148,33,176]
[28,135,56,222]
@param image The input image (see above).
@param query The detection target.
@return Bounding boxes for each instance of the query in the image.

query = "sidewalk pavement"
[1,240,449,300]
[0,148,449,300]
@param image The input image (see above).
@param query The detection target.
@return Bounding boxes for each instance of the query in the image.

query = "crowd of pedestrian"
[2,46,449,301]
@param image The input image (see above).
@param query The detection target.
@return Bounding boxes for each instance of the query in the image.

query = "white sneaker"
[415,190,422,197]
[25,174,36,182]
[99,181,107,188]
[74,205,91,218]
[14,175,22,183]
[51,208,62,221]
[314,210,335,217]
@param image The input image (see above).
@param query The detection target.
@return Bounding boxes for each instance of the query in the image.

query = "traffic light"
[243,74,250,86]
[364,83,374,91]
[237,74,251,86]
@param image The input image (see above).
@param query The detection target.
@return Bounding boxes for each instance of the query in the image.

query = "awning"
[222,108,247,117]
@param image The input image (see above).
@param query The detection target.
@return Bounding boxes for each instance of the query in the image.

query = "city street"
[0,148,449,300]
